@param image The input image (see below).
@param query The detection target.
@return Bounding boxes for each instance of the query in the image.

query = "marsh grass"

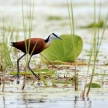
[0,17,14,92]
[0,0,80,89]
[67,0,78,90]
[21,0,40,89]
[20,0,54,87]
[0,0,42,90]
[67,0,108,96]
[8,0,51,87]
[85,0,108,96]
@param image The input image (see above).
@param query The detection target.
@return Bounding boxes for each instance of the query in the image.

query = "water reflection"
[3,96,5,108]
[0,94,108,108]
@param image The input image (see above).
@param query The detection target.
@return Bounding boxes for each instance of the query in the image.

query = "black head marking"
[44,33,58,43]
[44,33,62,43]
[52,33,62,40]
[44,36,50,43]
[52,33,59,38]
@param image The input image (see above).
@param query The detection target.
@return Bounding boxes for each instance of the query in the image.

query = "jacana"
[11,33,62,83]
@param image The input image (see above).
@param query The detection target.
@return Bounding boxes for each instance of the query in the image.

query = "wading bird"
[11,33,62,83]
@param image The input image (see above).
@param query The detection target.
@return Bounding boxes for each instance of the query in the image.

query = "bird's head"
[44,33,62,48]
[49,33,62,40]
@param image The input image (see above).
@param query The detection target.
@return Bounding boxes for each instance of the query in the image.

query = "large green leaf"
[40,34,83,63]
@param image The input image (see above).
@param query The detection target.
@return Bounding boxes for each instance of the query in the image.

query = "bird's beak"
[58,37,63,40]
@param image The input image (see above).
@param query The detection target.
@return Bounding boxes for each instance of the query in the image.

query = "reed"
[67,0,108,96]
[86,0,108,96]
[0,17,13,92]
[21,0,36,89]
[67,0,78,90]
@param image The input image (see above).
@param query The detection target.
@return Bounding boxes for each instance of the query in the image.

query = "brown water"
[0,0,108,108]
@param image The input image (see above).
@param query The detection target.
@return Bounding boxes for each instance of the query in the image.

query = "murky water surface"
[0,86,108,108]
[0,0,108,108]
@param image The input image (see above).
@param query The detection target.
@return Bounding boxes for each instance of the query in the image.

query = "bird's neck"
[44,36,54,48]
[44,36,49,43]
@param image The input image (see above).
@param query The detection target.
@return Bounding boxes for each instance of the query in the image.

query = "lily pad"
[40,34,83,63]
[86,83,101,88]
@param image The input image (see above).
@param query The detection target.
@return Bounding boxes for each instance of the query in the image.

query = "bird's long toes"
[34,74,41,80]
[38,76,41,80]
[17,80,20,84]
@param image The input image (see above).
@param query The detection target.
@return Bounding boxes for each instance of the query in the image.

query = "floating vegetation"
[86,83,101,88]
[43,60,87,65]
[10,68,55,76]
[80,21,105,28]
[47,16,62,20]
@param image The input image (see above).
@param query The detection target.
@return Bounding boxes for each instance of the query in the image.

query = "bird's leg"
[28,56,40,80]
[17,53,26,84]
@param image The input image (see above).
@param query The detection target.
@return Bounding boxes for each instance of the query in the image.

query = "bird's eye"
[52,33,55,35]
[52,33,57,37]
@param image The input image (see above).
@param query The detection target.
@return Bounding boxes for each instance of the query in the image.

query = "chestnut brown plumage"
[11,33,62,83]
[12,38,47,55]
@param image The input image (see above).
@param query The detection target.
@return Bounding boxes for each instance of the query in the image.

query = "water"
[0,0,108,107]
[1,84,108,108]
[0,90,108,108]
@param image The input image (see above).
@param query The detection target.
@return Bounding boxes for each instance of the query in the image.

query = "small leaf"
[10,68,55,76]
[47,16,62,20]
[80,21,105,28]
[86,83,101,88]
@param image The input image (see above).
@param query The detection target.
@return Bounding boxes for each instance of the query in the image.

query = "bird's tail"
[10,42,16,46]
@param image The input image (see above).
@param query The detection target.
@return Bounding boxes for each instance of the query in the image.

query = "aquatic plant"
[80,20,105,28]
[86,0,108,96]
[47,16,62,21]
[86,83,101,88]
[40,34,83,63]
